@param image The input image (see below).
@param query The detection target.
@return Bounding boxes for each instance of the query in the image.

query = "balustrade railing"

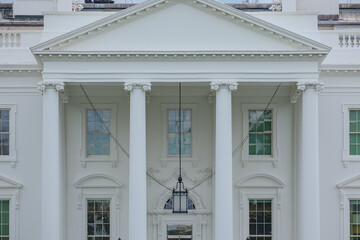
[339,33,360,47]
[0,32,21,48]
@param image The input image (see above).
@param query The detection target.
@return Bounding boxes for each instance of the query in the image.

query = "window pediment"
[337,175,360,188]
[0,175,22,189]
[236,174,285,189]
[74,174,123,188]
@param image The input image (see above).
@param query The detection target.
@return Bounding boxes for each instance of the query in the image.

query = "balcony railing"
[339,33,360,47]
[0,30,41,48]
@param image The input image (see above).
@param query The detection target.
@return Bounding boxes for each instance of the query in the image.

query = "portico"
[31,0,330,239]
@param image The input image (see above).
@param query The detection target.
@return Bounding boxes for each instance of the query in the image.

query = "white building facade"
[0,0,359,239]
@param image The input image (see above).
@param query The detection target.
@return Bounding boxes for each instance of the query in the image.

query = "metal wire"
[232,83,281,158]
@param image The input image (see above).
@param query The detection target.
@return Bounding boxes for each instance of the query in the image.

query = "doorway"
[167,225,192,240]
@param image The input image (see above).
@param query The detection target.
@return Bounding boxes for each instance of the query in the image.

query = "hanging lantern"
[173,176,188,213]
[172,83,188,214]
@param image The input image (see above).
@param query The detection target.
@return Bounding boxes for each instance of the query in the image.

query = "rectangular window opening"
[167,109,192,157]
[248,110,272,156]
[0,110,10,156]
[87,199,110,240]
[249,199,272,240]
[0,200,9,240]
[87,109,111,156]
[350,200,360,240]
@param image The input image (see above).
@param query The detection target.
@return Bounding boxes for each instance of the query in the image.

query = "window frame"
[80,104,118,168]
[86,198,111,240]
[160,104,199,167]
[0,105,16,168]
[248,199,273,240]
[342,105,360,167]
[241,104,279,167]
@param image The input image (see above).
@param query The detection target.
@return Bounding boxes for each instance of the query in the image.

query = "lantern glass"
[173,190,188,213]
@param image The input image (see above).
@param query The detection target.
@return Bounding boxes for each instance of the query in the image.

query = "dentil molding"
[124,82,151,92]
[210,82,238,91]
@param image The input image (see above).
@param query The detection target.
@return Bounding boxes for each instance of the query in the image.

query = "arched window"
[164,197,195,210]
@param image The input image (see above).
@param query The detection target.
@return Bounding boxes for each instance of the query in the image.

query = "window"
[0,110,9,156]
[249,110,272,156]
[249,199,272,240]
[0,105,16,167]
[350,200,360,240]
[164,197,195,210]
[80,104,117,167]
[0,200,9,240]
[241,104,278,167]
[342,105,360,167]
[167,225,192,239]
[87,200,110,240]
[87,110,111,156]
[160,104,198,167]
[167,109,192,156]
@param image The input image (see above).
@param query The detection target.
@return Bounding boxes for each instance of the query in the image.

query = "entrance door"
[167,225,192,240]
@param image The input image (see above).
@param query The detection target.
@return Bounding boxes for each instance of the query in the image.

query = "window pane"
[168,109,192,156]
[248,110,272,156]
[87,200,110,238]
[87,110,111,156]
[249,199,272,239]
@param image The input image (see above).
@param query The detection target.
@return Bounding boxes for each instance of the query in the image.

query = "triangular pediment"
[32,0,330,55]
[0,175,22,188]
[337,175,360,188]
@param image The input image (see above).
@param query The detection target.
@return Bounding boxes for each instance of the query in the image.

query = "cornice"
[33,51,327,61]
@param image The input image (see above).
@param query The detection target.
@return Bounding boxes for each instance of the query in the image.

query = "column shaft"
[39,82,63,240]
[126,83,150,240]
[212,82,237,240]
[297,82,322,240]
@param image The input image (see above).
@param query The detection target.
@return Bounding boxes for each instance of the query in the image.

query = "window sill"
[0,155,17,168]
[80,157,118,168]
[342,155,360,168]
[160,157,199,168]
[241,155,279,168]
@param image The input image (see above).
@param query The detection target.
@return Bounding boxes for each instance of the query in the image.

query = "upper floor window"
[241,104,278,167]
[87,110,111,156]
[249,110,272,156]
[0,110,9,156]
[168,109,192,156]
[80,104,117,167]
[87,199,110,240]
[249,199,272,240]
[349,110,360,155]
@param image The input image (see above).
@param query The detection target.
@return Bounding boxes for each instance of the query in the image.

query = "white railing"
[0,32,21,48]
[339,33,360,47]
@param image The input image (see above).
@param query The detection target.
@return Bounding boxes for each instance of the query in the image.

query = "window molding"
[241,104,279,168]
[160,104,199,167]
[80,104,118,168]
[0,175,22,240]
[236,174,284,240]
[342,104,360,168]
[0,105,17,168]
[74,174,122,240]
[337,175,360,240]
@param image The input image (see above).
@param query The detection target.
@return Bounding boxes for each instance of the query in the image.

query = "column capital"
[37,81,65,92]
[297,81,324,92]
[124,82,151,92]
[210,82,238,91]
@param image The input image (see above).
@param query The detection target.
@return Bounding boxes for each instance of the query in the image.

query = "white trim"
[79,104,118,168]
[342,104,360,168]
[0,175,22,240]
[241,104,279,168]
[74,174,122,240]
[337,175,360,240]
[160,104,199,167]
[237,174,283,240]
[0,105,17,168]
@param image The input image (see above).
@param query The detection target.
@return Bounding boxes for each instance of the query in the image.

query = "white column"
[37,81,64,240]
[211,82,238,240]
[124,82,151,240]
[297,81,324,240]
